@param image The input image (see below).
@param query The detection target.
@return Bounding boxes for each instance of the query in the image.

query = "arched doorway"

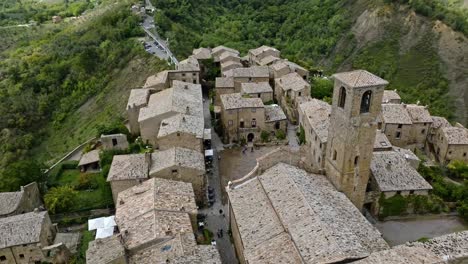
[247,133,255,142]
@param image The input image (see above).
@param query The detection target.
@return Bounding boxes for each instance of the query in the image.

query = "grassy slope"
[32,57,167,165]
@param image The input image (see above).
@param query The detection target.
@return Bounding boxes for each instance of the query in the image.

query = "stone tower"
[325,70,388,210]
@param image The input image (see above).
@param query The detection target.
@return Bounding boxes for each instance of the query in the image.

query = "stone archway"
[247,133,255,142]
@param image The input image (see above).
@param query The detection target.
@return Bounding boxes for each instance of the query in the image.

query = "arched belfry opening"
[338,87,346,108]
[360,90,372,113]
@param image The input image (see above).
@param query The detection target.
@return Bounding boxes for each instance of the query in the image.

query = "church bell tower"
[325,70,388,210]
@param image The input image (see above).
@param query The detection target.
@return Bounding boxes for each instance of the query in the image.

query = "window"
[112,138,117,146]
[182,73,186,77]
[318,157,321,163]
[251,119,257,128]
[177,132,180,136]
[182,79,186,82]
[319,143,322,149]
[354,156,359,166]
[275,122,280,130]
[410,190,415,195]
[396,131,401,139]
[248,77,252,82]
[240,121,245,128]
[228,120,233,126]
[360,90,372,113]
[298,92,302,97]
[0,256,6,261]
[251,108,256,113]
[258,93,261,98]
[397,191,401,195]
[448,151,452,155]
[192,73,196,76]
[172,169,178,174]
[421,129,426,134]
[338,87,346,108]
[315,135,317,141]
[193,80,196,84]
[464,153,467,157]
[398,124,403,129]
[19,254,24,259]
[378,122,382,129]
[333,150,337,161]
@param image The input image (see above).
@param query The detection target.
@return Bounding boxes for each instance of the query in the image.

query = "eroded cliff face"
[324,2,468,125]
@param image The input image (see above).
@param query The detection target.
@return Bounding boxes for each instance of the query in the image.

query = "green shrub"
[298,125,306,145]
[44,186,78,214]
[260,131,270,143]
[275,129,286,140]
[379,193,408,218]
[77,174,99,190]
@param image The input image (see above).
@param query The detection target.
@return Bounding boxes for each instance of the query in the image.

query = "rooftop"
[392,146,420,162]
[441,126,468,145]
[149,147,205,175]
[0,211,48,249]
[177,56,200,71]
[299,99,331,142]
[220,93,264,110]
[406,104,433,123]
[354,246,442,264]
[106,154,149,182]
[240,82,273,94]
[431,116,451,130]
[215,77,234,88]
[78,149,100,166]
[143,70,169,88]
[86,235,126,264]
[219,50,240,61]
[228,163,388,263]
[138,81,203,122]
[258,55,280,66]
[382,90,401,103]
[333,70,388,88]
[223,66,270,78]
[220,60,242,71]
[405,231,468,261]
[158,114,204,139]
[276,72,310,91]
[265,104,287,122]
[374,130,393,150]
[127,89,151,109]
[115,178,198,250]
[381,104,413,124]
[370,151,432,192]
[0,189,23,217]
[211,45,239,56]
[192,47,212,60]
[249,45,279,56]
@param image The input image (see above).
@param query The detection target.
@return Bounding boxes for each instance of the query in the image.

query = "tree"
[0,159,44,192]
[44,186,78,214]
[311,77,333,99]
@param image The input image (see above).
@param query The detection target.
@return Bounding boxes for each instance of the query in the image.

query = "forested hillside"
[153,0,468,125]
[0,2,166,191]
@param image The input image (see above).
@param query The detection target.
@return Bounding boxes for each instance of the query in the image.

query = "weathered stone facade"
[434,125,468,164]
[101,134,129,151]
[325,70,387,210]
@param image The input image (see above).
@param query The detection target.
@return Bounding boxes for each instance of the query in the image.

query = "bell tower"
[325,70,388,210]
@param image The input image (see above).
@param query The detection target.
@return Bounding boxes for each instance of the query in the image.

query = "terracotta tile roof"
[381,104,413,124]
[441,126,468,145]
[240,82,273,94]
[149,147,205,175]
[265,104,287,122]
[298,99,331,142]
[382,90,401,103]
[406,104,433,123]
[215,77,234,88]
[127,89,151,109]
[333,70,388,88]
[223,66,270,78]
[192,47,212,60]
[276,72,310,92]
[220,93,264,110]
[86,235,126,264]
[158,114,204,139]
[0,211,48,248]
[78,149,100,166]
[106,154,149,181]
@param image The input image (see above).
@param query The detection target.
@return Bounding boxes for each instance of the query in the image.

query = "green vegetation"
[44,186,78,214]
[311,77,333,101]
[378,192,447,218]
[260,130,270,143]
[419,164,468,222]
[447,160,468,180]
[70,230,95,264]
[298,125,306,145]
[275,129,286,140]
[379,193,408,217]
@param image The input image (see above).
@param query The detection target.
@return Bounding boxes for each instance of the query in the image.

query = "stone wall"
[221,107,265,144]
[157,133,203,153]
[111,179,144,204]
[140,111,175,146]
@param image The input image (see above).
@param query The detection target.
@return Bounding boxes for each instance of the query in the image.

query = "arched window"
[360,90,372,113]
[338,87,346,108]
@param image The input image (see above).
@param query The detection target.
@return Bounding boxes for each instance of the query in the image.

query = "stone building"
[107,153,150,203]
[379,103,413,148]
[214,77,235,105]
[78,149,100,172]
[149,147,206,203]
[298,99,331,172]
[248,45,280,66]
[223,66,270,92]
[264,104,287,136]
[157,114,204,152]
[143,62,200,91]
[227,163,388,264]
[434,125,468,164]
[381,90,401,104]
[406,104,433,149]
[325,70,387,210]
[100,134,129,151]
[220,93,265,143]
[240,82,273,103]
[0,182,42,218]
[192,47,212,60]
[126,88,152,135]
[275,72,311,122]
[221,60,243,74]
[270,59,309,80]
[138,81,203,146]
[0,211,58,264]
[86,235,126,264]
[427,116,451,145]
[87,178,221,264]
[366,151,432,215]
[211,45,239,62]
[373,130,393,151]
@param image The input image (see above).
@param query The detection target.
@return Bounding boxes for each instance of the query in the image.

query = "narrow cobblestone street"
[200,96,238,264]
